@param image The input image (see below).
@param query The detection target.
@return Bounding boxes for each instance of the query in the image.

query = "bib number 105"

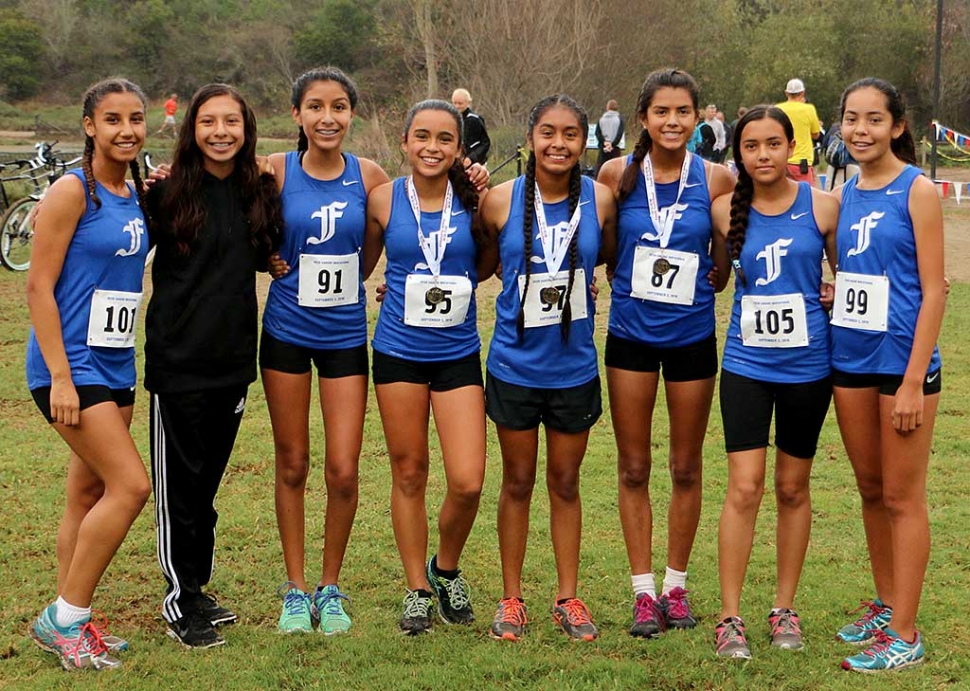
[751,307,795,335]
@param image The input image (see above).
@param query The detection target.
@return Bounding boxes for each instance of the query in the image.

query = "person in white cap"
[776,78,822,185]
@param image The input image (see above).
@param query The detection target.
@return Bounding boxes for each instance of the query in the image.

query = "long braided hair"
[517,94,588,344]
[402,99,482,241]
[80,78,150,221]
[290,67,359,155]
[840,78,917,165]
[727,105,794,286]
[161,83,282,258]
[617,68,700,202]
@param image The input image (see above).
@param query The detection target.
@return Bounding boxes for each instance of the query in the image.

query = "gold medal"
[653,257,671,276]
[425,286,445,305]
[540,286,561,306]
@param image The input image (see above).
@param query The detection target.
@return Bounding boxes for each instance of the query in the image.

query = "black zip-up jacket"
[144,174,268,393]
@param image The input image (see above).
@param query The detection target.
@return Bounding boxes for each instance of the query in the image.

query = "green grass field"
[1,263,968,690]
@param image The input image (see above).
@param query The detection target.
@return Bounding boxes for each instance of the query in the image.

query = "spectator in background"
[705,104,726,162]
[695,118,717,161]
[451,88,491,167]
[157,93,179,136]
[776,79,821,184]
[717,111,732,163]
[595,99,625,174]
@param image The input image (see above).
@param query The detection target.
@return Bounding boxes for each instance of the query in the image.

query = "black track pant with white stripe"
[150,385,248,624]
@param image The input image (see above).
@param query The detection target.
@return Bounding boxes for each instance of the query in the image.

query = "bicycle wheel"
[0,197,37,271]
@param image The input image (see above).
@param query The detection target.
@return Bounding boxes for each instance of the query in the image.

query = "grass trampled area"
[0,265,968,690]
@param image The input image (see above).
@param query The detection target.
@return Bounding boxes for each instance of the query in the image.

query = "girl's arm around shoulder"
[706,161,736,200]
[709,191,732,292]
[362,180,393,280]
[594,179,617,267]
[267,152,287,192]
[810,187,840,274]
[359,157,391,195]
[479,179,514,243]
[474,188,500,281]
[596,156,626,195]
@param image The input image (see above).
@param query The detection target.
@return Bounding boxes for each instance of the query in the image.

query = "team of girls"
[710,105,839,660]
[480,94,616,641]
[362,99,493,634]
[145,83,281,649]
[596,68,733,639]
[26,78,152,670]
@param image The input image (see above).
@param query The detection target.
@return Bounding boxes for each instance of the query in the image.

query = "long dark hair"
[518,94,587,344]
[617,68,700,202]
[161,83,281,257]
[80,78,150,220]
[291,66,359,155]
[840,77,917,165]
[727,105,794,286]
[403,99,481,240]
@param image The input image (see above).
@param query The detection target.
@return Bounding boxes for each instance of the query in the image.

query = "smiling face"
[737,116,794,186]
[83,91,146,165]
[403,108,461,179]
[528,104,585,176]
[293,79,354,153]
[841,86,906,165]
[640,87,698,154]
[194,94,245,177]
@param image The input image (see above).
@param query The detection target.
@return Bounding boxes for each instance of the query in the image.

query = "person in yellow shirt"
[776,79,821,185]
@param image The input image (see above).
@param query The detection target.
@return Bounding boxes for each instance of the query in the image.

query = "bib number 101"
[103,305,137,336]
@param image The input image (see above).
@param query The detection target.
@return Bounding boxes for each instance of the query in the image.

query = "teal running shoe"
[312,585,352,635]
[30,604,122,671]
[837,599,893,645]
[841,629,924,673]
[276,582,312,633]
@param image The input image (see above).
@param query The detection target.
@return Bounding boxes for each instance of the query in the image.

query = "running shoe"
[30,604,122,671]
[552,598,598,641]
[715,616,752,660]
[630,593,667,639]
[197,592,237,627]
[837,599,893,645]
[166,609,226,649]
[426,557,475,625]
[277,582,313,634]
[768,608,804,650]
[660,586,698,629]
[312,585,352,635]
[841,629,924,673]
[90,610,128,653]
[400,589,433,636]
[489,598,528,641]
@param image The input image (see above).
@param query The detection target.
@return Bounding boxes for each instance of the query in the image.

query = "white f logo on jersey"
[308,201,348,245]
[639,203,689,243]
[755,237,793,286]
[115,217,145,257]
[415,225,458,270]
[530,221,573,264]
[847,211,884,257]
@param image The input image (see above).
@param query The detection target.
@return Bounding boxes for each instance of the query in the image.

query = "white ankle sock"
[54,597,91,627]
[631,573,656,599]
[662,567,687,596]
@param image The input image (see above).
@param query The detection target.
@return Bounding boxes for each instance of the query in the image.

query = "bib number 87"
[650,264,680,289]
[753,308,794,335]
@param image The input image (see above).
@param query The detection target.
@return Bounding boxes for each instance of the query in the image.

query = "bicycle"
[0,142,81,271]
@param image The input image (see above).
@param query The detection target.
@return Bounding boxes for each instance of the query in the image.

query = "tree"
[0,13,45,100]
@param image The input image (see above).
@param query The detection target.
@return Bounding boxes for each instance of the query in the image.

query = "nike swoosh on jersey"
[342,179,359,186]
[791,212,809,220]
[452,209,466,216]
[885,189,905,195]
[684,182,703,188]
[579,200,591,206]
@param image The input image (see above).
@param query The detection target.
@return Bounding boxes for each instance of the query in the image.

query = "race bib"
[403,274,473,328]
[87,289,142,348]
[740,293,809,348]
[631,247,699,305]
[831,272,889,332]
[518,269,588,329]
[298,253,359,307]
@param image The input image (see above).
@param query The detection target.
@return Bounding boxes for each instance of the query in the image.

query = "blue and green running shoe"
[837,599,893,644]
[277,582,312,633]
[30,604,122,671]
[312,585,352,635]
[841,629,924,673]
